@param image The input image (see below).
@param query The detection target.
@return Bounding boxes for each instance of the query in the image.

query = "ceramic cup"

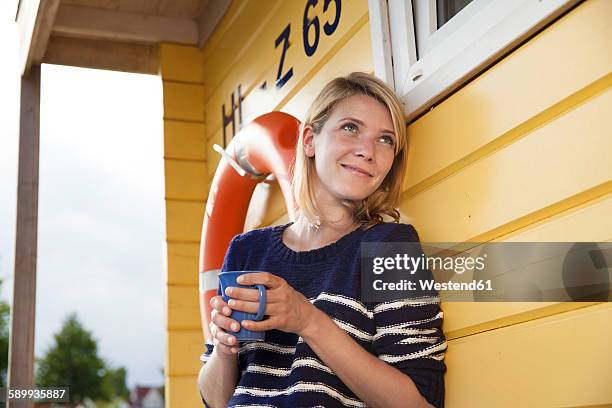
[218,271,267,342]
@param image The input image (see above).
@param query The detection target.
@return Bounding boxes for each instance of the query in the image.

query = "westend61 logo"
[361,241,612,302]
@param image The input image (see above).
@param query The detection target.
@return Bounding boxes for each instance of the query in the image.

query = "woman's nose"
[353,139,375,161]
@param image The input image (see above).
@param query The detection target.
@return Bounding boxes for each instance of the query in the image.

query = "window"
[368,0,579,120]
[436,0,475,28]
[413,0,476,59]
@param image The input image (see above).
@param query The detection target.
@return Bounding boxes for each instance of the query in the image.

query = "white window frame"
[368,0,580,121]
[413,0,490,59]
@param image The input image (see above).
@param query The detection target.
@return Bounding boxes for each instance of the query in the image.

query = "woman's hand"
[224,272,318,336]
[209,295,242,355]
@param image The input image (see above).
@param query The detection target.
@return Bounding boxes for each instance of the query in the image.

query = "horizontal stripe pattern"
[233,381,367,408]
[244,357,335,377]
[201,291,447,404]
[311,292,374,319]
[372,296,442,313]
[372,296,447,368]
[378,341,449,363]
[199,222,446,407]
[238,340,297,355]
[331,318,374,342]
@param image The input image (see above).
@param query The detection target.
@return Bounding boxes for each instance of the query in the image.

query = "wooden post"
[7,64,41,408]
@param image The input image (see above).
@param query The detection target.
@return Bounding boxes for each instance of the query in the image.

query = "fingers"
[208,319,239,355]
[223,286,260,302]
[224,284,288,304]
[222,284,292,317]
[210,296,241,331]
[208,296,241,355]
[210,327,239,355]
[227,298,256,314]
[228,298,280,315]
[237,272,282,288]
[241,316,277,332]
[210,295,232,316]
[208,322,238,354]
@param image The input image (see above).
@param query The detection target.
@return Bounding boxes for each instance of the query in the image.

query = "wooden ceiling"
[52,0,220,45]
[60,0,208,19]
[16,0,230,75]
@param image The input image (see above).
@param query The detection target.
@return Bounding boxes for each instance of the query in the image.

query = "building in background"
[129,385,163,408]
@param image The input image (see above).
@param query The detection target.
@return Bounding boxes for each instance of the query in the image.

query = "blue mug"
[218,271,267,342]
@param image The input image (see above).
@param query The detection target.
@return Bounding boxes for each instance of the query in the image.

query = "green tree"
[36,312,128,406]
[0,280,10,387]
[101,366,129,401]
[158,366,165,402]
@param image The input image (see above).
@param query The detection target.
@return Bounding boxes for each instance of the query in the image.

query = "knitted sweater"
[200,221,447,407]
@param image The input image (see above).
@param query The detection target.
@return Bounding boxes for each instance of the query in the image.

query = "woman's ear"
[303,126,315,158]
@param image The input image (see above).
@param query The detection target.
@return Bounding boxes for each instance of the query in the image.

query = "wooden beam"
[198,0,230,48]
[29,0,59,65]
[16,0,40,76]
[367,0,395,88]
[16,0,60,76]
[44,35,159,75]
[28,0,60,66]
[15,0,35,76]
[158,0,202,19]
[7,64,40,408]
[53,4,199,45]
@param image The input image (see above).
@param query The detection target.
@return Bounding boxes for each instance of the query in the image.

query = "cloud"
[0,14,20,297]
[1,61,167,389]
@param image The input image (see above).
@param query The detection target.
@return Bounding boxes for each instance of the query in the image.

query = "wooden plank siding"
[159,42,207,408]
[160,0,612,406]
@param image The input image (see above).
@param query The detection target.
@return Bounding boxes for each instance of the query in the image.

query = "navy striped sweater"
[201,221,447,407]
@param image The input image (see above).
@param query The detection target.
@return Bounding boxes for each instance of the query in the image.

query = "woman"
[198,72,447,407]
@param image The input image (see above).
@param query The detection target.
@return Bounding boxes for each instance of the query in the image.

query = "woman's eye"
[379,135,396,146]
[342,122,358,133]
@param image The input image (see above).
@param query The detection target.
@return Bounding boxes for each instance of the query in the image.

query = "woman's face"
[304,93,397,203]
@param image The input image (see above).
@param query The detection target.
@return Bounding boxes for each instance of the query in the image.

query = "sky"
[0,3,166,389]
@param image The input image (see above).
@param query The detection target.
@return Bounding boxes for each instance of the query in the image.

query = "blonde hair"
[290,72,408,231]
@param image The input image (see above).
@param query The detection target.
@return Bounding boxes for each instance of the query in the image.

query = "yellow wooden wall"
[159,43,207,407]
[411,1,612,405]
[159,0,611,406]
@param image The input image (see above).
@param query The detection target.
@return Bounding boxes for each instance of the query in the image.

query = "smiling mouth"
[340,164,373,177]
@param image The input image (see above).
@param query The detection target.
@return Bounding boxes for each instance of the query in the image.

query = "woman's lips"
[340,164,373,177]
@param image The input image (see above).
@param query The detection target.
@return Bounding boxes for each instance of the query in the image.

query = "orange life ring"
[198,111,301,340]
